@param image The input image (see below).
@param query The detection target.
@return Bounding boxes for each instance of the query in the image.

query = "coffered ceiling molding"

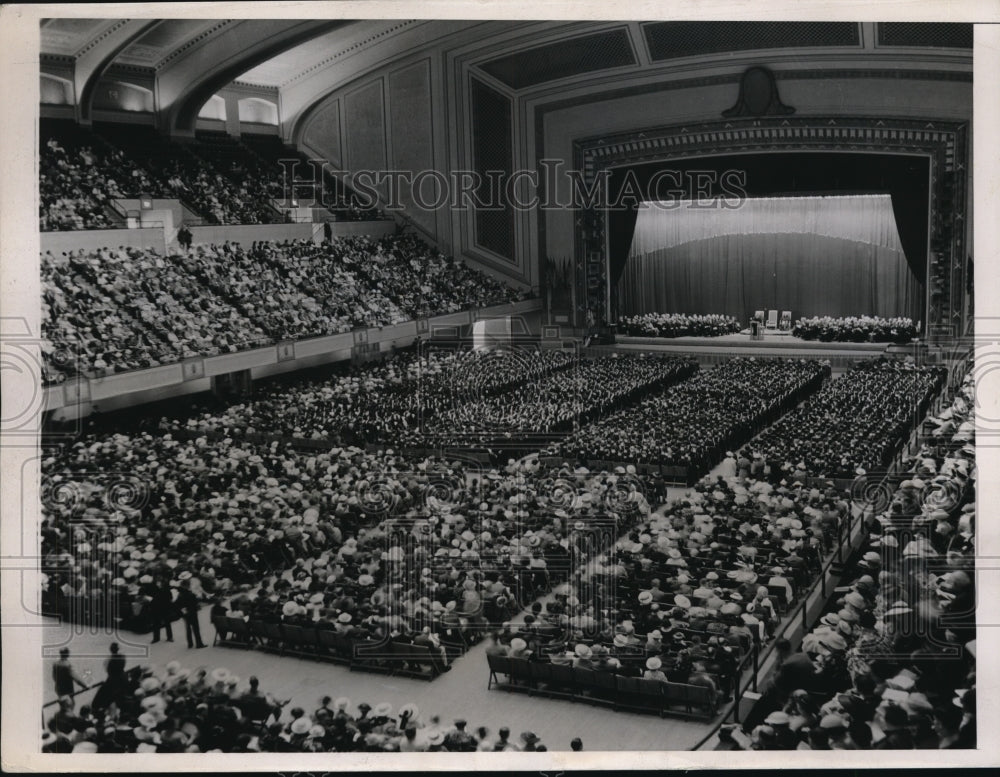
[477,27,637,90]
[642,21,861,63]
[876,22,973,49]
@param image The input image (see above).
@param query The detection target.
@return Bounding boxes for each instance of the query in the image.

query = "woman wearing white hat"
[643,656,668,682]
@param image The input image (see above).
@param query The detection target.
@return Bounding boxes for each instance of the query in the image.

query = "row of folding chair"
[212,616,453,680]
[486,654,718,720]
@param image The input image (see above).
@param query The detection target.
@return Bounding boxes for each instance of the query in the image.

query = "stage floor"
[615,331,891,350]
[603,333,892,367]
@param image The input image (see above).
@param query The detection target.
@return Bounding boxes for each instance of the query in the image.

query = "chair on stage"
[765,310,779,330]
[752,309,765,323]
[779,311,792,331]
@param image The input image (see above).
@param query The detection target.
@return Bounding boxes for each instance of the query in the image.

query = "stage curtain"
[618,195,921,323]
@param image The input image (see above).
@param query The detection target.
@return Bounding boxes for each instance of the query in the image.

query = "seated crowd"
[722,369,976,750]
[39,136,149,231]
[742,359,946,481]
[41,246,270,378]
[44,657,564,753]
[486,473,851,710]
[618,313,742,339]
[39,358,970,749]
[416,354,699,446]
[41,122,297,228]
[166,347,575,445]
[550,358,829,476]
[41,428,654,653]
[40,234,527,382]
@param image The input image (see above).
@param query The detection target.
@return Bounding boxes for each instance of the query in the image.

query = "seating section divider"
[212,616,456,681]
[485,653,719,720]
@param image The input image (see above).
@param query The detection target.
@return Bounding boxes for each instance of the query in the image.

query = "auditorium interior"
[27,17,978,756]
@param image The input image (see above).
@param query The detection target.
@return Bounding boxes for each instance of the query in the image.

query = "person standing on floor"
[91,642,128,711]
[52,647,88,700]
[145,574,174,644]
[176,579,206,648]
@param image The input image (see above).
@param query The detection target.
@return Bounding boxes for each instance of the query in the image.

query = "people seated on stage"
[741,359,946,481]
[618,312,742,339]
[549,357,828,477]
[793,315,918,345]
[723,372,976,750]
[39,235,526,382]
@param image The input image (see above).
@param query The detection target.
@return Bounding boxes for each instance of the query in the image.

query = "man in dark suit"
[772,638,815,701]
[176,579,206,648]
[145,576,174,644]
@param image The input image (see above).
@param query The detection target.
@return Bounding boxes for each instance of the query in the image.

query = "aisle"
[42,608,714,751]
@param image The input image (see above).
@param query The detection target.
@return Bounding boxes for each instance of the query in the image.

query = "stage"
[593,331,896,368]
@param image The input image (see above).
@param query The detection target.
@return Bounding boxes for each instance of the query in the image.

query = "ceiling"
[236,21,424,88]
[39,19,974,133]
[40,18,123,57]
[115,19,227,68]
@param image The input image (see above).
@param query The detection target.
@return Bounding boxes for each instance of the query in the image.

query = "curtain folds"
[618,195,921,323]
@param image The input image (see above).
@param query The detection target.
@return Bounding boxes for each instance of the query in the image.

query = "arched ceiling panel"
[154,19,350,132]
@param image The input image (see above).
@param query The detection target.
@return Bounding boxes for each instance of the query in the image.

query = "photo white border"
[2,1,998,771]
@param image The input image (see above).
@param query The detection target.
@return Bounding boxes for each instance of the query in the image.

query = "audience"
[742,359,946,481]
[490,471,851,707]
[40,122,381,229]
[40,137,128,231]
[40,235,527,382]
[166,347,574,446]
[36,214,967,753]
[721,369,976,750]
[419,355,698,446]
[44,657,559,753]
[41,429,653,650]
[550,358,828,478]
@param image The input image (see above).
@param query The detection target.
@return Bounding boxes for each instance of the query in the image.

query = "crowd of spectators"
[416,354,698,446]
[486,471,850,708]
[39,137,149,231]
[722,369,976,750]
[166,347,573,445]
[44,652,563,753]
[40,235,527,382]
[40,122,380,229]
[550,358,829,476]
[793,316,919,344]
[618,313,742,339]
[742,359,946,481]
[41,246,269,378]
[39,357,972,751]
[40,426,655,651]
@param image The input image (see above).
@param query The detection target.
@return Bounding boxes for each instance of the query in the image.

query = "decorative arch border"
[572,115,968,339]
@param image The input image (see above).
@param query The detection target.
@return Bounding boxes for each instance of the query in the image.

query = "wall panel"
[388,60,436,233]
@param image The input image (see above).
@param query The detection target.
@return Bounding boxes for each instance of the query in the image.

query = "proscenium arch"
[569,115,968,339]
[160,19,350,135]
